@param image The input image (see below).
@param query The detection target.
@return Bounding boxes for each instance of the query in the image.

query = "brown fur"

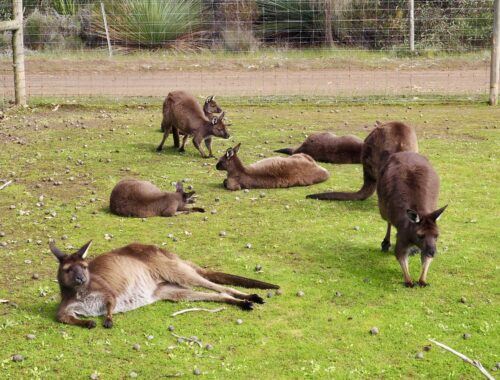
[109,179,204,217]
[156,91,229,158]
[377,151,447,287]
[51,241,279,329]
[307,121,418,201]
[216,143,330,190]
[275,132,363,164]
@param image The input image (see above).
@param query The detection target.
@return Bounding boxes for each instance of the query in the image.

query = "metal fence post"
[490,0,500,105]
[12,0,26,105]
[409,0,415,52]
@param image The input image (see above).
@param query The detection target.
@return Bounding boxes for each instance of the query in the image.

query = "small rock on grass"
[370,327,379,335]
[296,291,304,297]
[12,354,24,362]
[275,289,283,296]
[132,344,140,351]
[266,292,273,298]
[415,352,424,360]
[129,372,138,378]
[193,368,202,376]
[236,319,243,325]
[460,296,467,304]
[168,325,175,332]
[26,334,36,340]
[423,345,432,352]
[245,243,252,249]
[463,333,471,340]
[205,344,214,351]
[31,273,39,280]
[90,372,99,380]
[255,264,262,272]
[219,231,226,237]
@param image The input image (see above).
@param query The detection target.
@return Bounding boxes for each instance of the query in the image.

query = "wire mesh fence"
[0,0,496,104]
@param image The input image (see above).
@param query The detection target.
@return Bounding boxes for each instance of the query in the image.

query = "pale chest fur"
[65,274,160,317]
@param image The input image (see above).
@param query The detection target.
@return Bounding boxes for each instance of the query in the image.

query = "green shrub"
[90,0,204,47]
[24,9,83,50]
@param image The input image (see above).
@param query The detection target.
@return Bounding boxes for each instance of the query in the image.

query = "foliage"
[0,100,498,379]
[90,0,204,47]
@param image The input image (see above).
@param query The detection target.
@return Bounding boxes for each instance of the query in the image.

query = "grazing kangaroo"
[50,241,279,329]
[216,143,330,190]
[307,121,418,201]
[109,180,204,217]
[275,132,363,164]
[161,94,221,133]
[156,90,230,158]
[377,151,447,287]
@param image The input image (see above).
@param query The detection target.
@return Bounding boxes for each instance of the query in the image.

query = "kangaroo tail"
[199,270,279,289]
[306,168,376,201]
[274,147,295,155]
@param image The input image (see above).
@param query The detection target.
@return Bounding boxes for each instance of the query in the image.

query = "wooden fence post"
[409,0,415,52]
[12,0,26,105]
[490,0,500,105]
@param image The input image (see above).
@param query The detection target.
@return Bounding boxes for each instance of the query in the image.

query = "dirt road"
[0,68,489,98]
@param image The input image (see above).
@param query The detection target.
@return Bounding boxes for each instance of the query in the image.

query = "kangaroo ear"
[211,116,218,125]
[430,204,448,222]
[205,95,213,103]
[406,209,421,224]
[49,240,66,262]
[233,143,241,154]
[226,148,234,159]
[175,182,183,192]
[76,240,92,259]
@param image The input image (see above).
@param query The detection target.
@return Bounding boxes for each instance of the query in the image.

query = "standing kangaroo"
[156,91,230,158]
[377,151,447,287]
[161,94,221,134]
[109,180,204,217]
[50,241,279,329]
[275,132,363,164]
[216,143,330,190]
[307,121,418,200]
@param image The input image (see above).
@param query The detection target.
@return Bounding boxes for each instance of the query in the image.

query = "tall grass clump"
[91,0,204,47]
[52,0,78,16]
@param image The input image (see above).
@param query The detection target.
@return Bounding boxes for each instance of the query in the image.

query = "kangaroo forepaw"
[381,240,391,252]
[103,318,113,329]
[240,300,254,311]
[418,281,429,288]
[156,146,163,152]
[249,294,265,304]
[404,281,415,288]
[85,320,97,329]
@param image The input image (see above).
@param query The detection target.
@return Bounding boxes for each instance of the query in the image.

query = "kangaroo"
[216,143,330,190]
[275,132,363,164]
[50,241,279,328]
[161,94,222,133]
[377,151,447,287]
[109,180,204,217]
[307,121,418,201]
[156,90,230,158]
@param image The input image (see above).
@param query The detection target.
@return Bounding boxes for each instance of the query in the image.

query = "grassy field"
[0,99,499,379]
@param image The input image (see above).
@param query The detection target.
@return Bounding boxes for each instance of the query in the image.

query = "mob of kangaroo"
[51,241,279,328]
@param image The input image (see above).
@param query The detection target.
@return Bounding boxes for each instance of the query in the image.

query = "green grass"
[0,100,499,379]
[0,48,490,72]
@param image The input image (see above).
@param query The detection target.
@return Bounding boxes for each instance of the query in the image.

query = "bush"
[24,9,84,50]
[90,0,204,47]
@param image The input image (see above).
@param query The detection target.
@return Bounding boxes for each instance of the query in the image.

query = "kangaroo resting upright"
[51,241,280,328]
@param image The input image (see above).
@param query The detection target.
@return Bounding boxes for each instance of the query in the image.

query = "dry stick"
[170,332,202,348]
[171,307,225,317]
[0,180,13,190]
[429,339,495,380]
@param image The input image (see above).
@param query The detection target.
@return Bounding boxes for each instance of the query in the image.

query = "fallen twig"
[171,307,225,317]
[0,299,9,303]
[429,339,495,380]
[170,332,202,347]
[0,180,13,190]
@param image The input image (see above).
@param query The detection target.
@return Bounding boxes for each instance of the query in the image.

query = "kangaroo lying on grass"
[156,90,230,158]
[275,132,363,164]
[161,94,221,133]
[110,180,204,217]
[307,121,418,201]
[216,143,330,190]
[51,241,279,328]
[377,151,447,287]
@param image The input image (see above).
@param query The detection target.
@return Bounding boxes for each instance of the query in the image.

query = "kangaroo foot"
[103,318,113,329]
[239,300,255,311]
[85,320,97,329]
[381,239,391,252]
[417,280,429,287]
[156,146,163,152]
[404,281,415,288]
[248,294,265,304]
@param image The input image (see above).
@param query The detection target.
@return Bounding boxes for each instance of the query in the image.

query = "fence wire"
[0,0,495,104]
